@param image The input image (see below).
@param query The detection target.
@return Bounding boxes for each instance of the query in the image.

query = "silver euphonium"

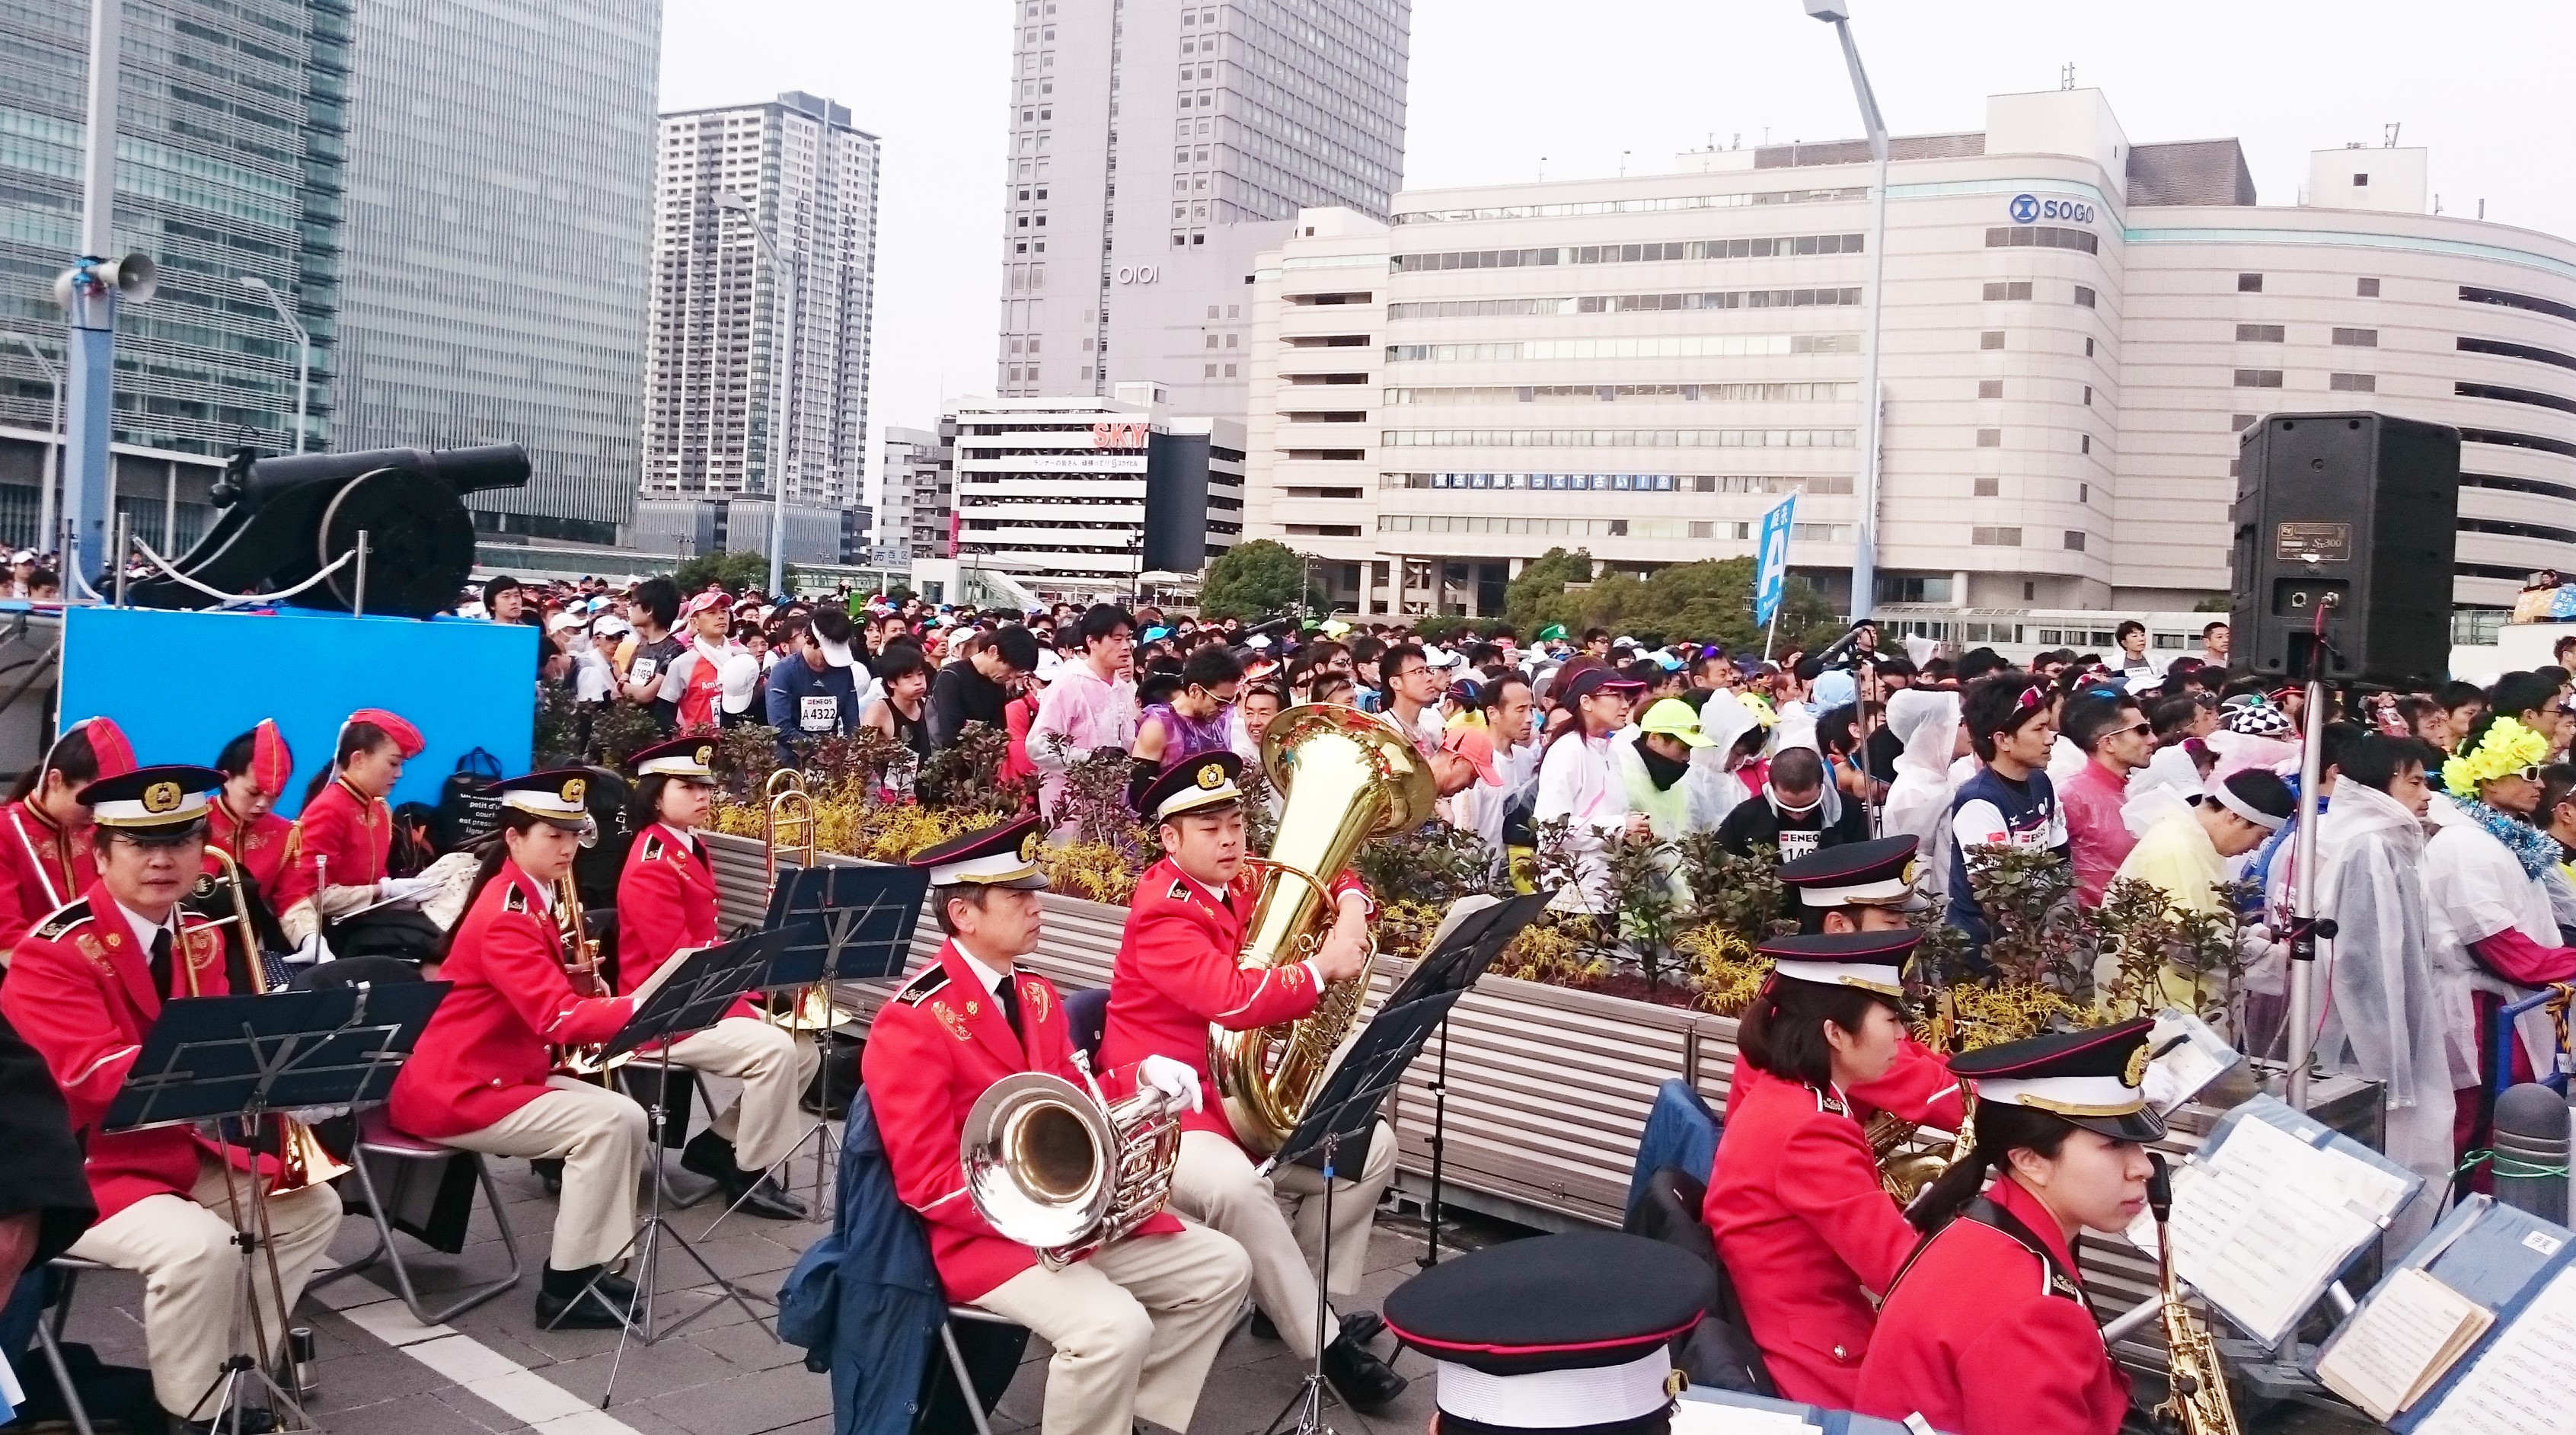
[959,1052,1183,1268]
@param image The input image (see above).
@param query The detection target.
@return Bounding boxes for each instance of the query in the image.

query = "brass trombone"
[201,843,352,1194]
[761,768,858,1034]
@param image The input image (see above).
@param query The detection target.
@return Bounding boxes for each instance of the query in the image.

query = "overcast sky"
[658,0,2576,508]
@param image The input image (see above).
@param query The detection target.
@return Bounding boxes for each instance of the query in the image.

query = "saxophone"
[1866,991,1962,1206]
[2149,1153,2241,1435]
[1208,705,1436,1155]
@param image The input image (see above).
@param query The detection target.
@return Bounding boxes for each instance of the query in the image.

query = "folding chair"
[312,1109,525,1323]
[939,1304,1023,1435]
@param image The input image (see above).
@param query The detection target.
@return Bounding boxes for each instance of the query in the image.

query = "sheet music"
[2414,1266,2576,1435]
[2314,1267,2494,1422]
[2143,1007,2237,1114]
[2125,1114,2386,1344]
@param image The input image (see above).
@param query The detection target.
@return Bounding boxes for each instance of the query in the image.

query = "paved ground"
[37,1137,2376,1435]
[43,1136,1460,1435]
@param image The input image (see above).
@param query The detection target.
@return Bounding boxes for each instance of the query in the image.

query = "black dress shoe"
[683,1131,809,1219]
[1320,1332,1408,1414]
[727,1172,811,1221]
[1249,1307,1280,1341]
[530,1156,563,1196]
[535,1264,634,1330]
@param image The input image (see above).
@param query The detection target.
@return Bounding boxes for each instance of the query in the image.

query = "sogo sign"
[2008,192,2096,225]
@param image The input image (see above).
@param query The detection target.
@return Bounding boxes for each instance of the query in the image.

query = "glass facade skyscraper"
[994,0,1409,427]
[0,0,348,487]
[334,0,658,545]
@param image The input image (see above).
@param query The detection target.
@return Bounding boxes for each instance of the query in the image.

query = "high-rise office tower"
[335,0,658,546]
[646,92,880,515]
[0,0,347,552]
[995,0,1409,423]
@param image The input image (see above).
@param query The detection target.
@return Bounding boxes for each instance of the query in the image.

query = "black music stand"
[1390,893,1549,1265]
[1256,892,1546,1435]
[551,930,789,1401]
[107,983,448,1434]
[749,863,930,1213]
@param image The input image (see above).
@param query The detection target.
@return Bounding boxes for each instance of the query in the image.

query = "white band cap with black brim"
[2208,780,2287,833]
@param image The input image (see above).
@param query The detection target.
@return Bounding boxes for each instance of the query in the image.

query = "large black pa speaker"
[2229,412,2459,685]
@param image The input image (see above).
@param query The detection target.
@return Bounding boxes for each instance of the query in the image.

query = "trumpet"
[201,844,352,1194]
[549,871,627,1084]
[960,1053,1183,1268]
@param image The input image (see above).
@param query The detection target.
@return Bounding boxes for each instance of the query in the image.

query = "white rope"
[127,535,356,607]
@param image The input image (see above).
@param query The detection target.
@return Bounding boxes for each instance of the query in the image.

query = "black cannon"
[126,443,530,619]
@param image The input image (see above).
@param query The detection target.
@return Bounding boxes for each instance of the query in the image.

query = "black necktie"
[148,928,174,996]
[997,975,1023,1038]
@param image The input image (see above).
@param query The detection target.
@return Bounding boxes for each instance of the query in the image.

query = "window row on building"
[1378,427,1856,449]
[1387,333,1859,363]
[1382,382,1856,406]
[1391,233,1866,273]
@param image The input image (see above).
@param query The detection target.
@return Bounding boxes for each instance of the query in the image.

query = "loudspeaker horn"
[51,252,158,309]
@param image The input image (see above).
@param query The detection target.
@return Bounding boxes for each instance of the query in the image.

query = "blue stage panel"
[62,608,535,817]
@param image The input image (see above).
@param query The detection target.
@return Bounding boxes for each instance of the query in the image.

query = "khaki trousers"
[66,1155,343,1417]
[1165,1120,1395,1361]
[975,1222,1250,1435]
[440,1076,646,1269]
[664,1018,819,1170]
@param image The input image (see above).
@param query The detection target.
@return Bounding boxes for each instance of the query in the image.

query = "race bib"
[629,657,658,682]
[800,694,838,732]
[1777,828,1821,863]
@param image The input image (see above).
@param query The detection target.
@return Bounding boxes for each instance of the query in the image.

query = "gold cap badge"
[143,781,181,814]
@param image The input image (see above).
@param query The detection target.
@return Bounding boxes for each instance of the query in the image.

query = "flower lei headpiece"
[2443,714,2551,797]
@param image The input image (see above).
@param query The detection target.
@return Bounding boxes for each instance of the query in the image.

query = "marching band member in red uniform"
[1096,751,1411,1412]
[279,708,429,949]
[614,736,815,1219]
[1,763,341,1431]
[1703,928,1965,1407]
[209,720,303,902]
[0,716,135,951]
[388,771,647,1330]
[863,814,1249,1435]
[1855,1018,2162,1435]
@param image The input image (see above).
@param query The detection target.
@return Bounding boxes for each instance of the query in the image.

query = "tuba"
[2150,1154,2242,1435]
[1208,705,1436,1155]
[960,1053,1183,1267]
[760,767,860,1034]
[550,871,627,1083]
[201,844,351,1194]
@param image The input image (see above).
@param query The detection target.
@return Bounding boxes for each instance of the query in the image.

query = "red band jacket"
[1096,855,1367,1143]
[0,801,96,953]
[388,860,634,1139]
[293,778,391,898]
[209,799,305,909]
[1703,1039,1965,1408]
[1854,1175,2130,1435]
[0,880,244,1219]
[860,941,1183,1302]
[614,823,755,1023]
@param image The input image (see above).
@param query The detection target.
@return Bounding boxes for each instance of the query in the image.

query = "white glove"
[291,931,333,967]
[377,874,441,905]
[1137,1055,1204,1114]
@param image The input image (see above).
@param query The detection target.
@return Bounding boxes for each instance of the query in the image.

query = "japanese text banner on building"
[1754,494,1796,627]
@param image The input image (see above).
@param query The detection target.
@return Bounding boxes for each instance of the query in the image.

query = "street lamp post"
[1803,0,1889,623]
[716,191,797,598]
[3,334,63,552]
[237,276,309,454]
